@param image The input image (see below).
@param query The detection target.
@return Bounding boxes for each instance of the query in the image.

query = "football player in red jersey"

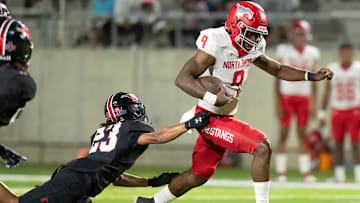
[320,43,360,182]
[136,1,333,203]
[274,20,320,182]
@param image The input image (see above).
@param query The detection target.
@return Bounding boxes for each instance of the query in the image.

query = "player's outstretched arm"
[175,50,232,106]
[112,172,179,187]
[137,112,210,145]
[254,55,333,81]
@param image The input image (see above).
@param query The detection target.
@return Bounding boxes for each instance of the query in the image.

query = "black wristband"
[307,72,316,81]
[148,177,155,186]
[184,121,191,130]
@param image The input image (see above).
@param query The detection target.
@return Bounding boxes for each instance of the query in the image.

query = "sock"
[154,185,177,203]
[275,154,287,175]
[334,165,346,182]
[253,181,270,203]
[298,154,311,175]
[354,164,360,183]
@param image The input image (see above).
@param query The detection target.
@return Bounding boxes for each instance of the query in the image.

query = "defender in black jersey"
[0,92,210,203]
[0,15,35,168]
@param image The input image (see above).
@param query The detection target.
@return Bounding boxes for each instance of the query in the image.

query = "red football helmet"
[289,19,312,41]
[306,129,323,150]
[225,1,268,55]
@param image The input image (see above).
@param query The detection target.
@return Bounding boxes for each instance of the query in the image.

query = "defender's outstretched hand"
[138,112,210,145]
[313,68,333,81]
[0,144,27,168]
[185,112,211,130]
[148,172,179,187]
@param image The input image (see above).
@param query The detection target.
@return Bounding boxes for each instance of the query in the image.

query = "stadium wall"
[0,47,344,168]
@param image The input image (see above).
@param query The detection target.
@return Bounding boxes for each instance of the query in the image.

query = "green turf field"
[1,164,360,202]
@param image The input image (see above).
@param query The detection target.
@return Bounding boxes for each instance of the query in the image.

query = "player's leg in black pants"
[19,167,92,203]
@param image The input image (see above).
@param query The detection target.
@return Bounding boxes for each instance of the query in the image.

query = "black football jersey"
[0,66,36,126]
[66,120,154,194]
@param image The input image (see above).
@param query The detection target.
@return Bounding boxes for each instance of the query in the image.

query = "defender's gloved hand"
[185,112,211,130]
[148,172,179,187]
[0,144,27,168]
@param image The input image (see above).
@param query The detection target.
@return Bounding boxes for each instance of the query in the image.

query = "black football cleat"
[134,197,155,203]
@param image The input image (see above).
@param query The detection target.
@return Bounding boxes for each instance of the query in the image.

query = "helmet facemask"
[234,21,268,54]
[127,103,148,122]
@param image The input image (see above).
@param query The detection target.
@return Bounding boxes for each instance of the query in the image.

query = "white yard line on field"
[182,195,360,200]
[206,179,360,189]
[94,194,360,201]
[7,187,31,193]
[1,174,360,190]
[4,192,360,201]
[0,174,50,182]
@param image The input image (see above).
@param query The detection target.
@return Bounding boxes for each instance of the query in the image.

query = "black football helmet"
[0,17,33,66]
[104,92,148,123]
[0,3,10,17]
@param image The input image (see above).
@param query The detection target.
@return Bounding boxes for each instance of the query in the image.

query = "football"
[197,76,224,94]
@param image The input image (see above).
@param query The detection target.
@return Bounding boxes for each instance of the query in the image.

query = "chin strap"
[230,39,248,57]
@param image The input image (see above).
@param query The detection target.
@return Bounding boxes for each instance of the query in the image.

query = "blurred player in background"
[0,92,210,203]
[136,2,332,203]
[305,129,332,170]
[0,6,35,168]
[319,43,360,182]
[274,20,320,182]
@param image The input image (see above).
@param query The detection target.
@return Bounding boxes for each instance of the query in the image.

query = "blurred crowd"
[75,0,276,48]
[79,0,306,48]
[2,0,317,48]
[77,0,241,47]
